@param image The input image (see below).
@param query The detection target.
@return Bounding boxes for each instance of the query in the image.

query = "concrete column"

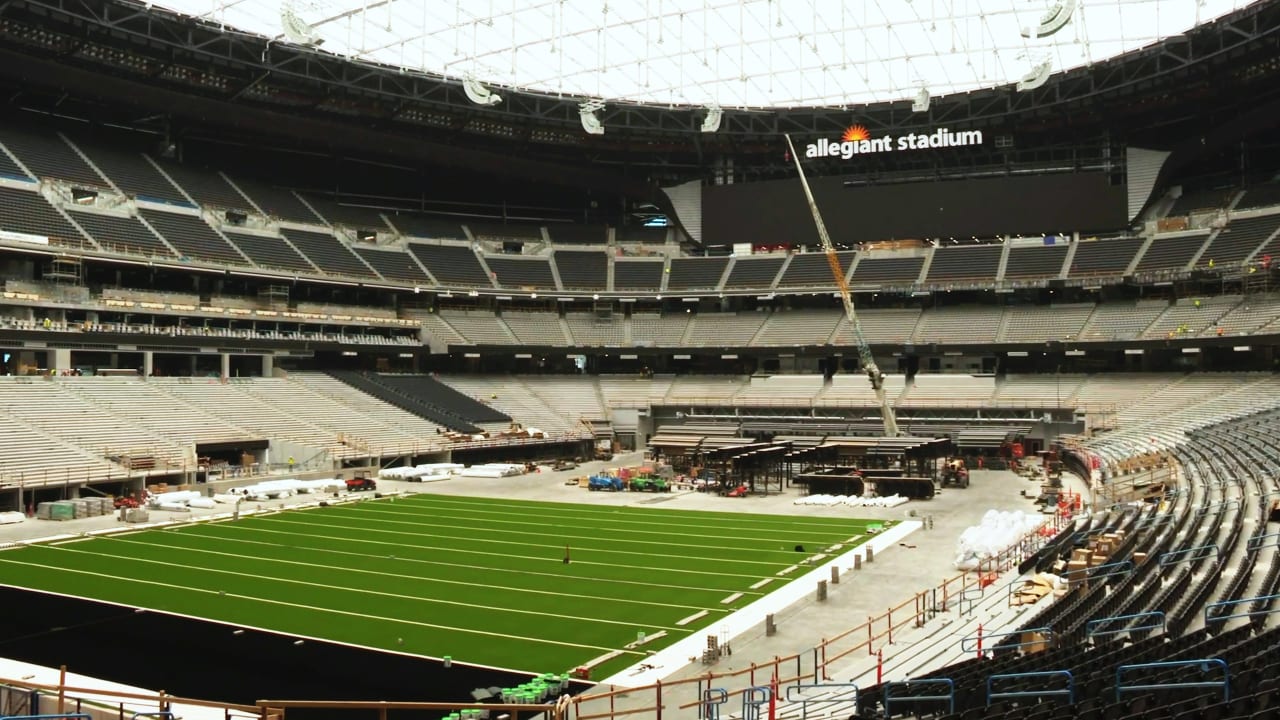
[220,353,231,379]
[142,351,154,378]
[261,354,274,378]
[51,348,71,373]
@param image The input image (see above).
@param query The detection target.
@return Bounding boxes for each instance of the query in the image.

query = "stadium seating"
[223,230,317,273]
[281,228,378,278]
[301,195,389,230]
[897,374,994,407]
[1197,213,1280,267]
[998,304,1093,342]
[1168,186,1239,216]
[554,249,609,290]
[229,177,324,223]
[776,251,852,287]
[1134,234,1209,273]
[384,214,467,240]
[911,306,1003,344]
[66,208,174,257]
[77,145,189,205]
[486,255,558,289]
[503,311,569,345]
[0,126,105,187]
[1004,244,1068,280]
[1140,296,1241,339]
[723,255,785,288]
[140,209,248,265]
[629,312,690,346]
[667,256,729,290]
[158,164,250,210]
[613,258,666,290]
[439,309,517,344]
[926,244,1002,282]
[409,243,494,286]
[353,246,431,283]
[752,310,841,346]
[436,375,587,434]
[1237,183,1280,211]
[564,312,626,346]
[1070,236,1144,276]
[853,255,925,285]
[0,185,86,244]
[1077,300,1167,341]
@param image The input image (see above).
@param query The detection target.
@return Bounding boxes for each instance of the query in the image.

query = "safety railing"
[700,688,727,720]
[1085,611,1166,638]
[1247,531,1280,551]
[571,517,1060,719]
[883,678,954,719]
[784,683,858,719]
[1203,592,1280,625]
[1115,659,1229,703]
[739,686,772,720]
[1158,544,1220,568]
[986,670,1074,706]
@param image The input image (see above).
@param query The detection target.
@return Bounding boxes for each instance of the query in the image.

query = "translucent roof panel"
[157,0,1254,109]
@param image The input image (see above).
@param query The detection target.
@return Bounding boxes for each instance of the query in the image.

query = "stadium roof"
[154,0,1251,109]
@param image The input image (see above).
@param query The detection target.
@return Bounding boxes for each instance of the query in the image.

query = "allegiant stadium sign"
[805,124,983,159]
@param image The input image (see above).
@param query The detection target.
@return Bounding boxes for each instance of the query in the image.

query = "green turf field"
[0,493,874,677]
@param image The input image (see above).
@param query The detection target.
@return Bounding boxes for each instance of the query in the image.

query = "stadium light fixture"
[1016,57,1053,91]
[911,87,930,113]
[579,99,606,135]
[279,2,322,46]
[463,75,502,106]
[700,103,723,133]
[1022,0,1078,39]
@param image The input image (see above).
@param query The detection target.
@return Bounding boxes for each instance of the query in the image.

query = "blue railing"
[986,670,1075,706]
[741,686,772,720]
[785,683,858,719]
[1136,512,1177,530]
[701,688,728,720]
[1158,543,1219,568]
[1085,611,1166,638]
[1204,592,1280,624]
[1115,659,1229,702]
[883,678,954,719]
[1247,532,1280,551]
[961,626,1054,654]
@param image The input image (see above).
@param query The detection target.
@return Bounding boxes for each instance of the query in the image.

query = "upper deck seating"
[281,229,377,278]
[554,250,608,290]
[409,243,492,286]
[926,244,1001,282]
[486,256,558,289]
[613,259,665,290]
[723,256,785,288]
[667,257,729,290]
[1070,237,1143,276]
[1005,244,1067,279]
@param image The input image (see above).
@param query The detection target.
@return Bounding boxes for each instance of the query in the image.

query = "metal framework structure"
[0,0,1276,186]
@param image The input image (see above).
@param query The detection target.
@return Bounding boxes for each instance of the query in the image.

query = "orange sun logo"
[842,124,870,142]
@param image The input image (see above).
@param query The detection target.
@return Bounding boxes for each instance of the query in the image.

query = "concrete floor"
[0,453,1086,716]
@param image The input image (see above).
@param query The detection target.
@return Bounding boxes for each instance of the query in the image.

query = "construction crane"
[784,134,900,437]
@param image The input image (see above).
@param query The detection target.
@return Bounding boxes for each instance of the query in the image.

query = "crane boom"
[784,134,900,436]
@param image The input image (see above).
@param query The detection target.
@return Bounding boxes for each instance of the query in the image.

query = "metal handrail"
[784,683,859,719]
[883,678,954,719]
[986,670,1074,706]
[1085,611,1166,638]
[1115,659,1229,702]
[1204,592,1280,624]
